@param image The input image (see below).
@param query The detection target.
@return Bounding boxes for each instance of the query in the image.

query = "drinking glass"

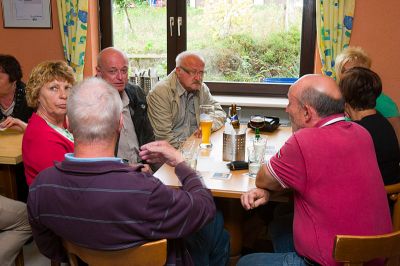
[179,140,198,170]
[199,105,214,148]
[250,115,265,130]
[250,115,265,139]
[247,145,264,178]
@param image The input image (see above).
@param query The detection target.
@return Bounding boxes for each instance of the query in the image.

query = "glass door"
[111,0,168,78]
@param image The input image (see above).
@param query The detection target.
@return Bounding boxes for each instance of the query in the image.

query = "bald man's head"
[290,74,344,117]
[286,75,344,131]
[96,47,129,93]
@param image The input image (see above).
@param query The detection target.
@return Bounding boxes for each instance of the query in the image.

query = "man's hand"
[139,141,184,167]
[193,128,202,138]
[128,163,153,174]
[140,164,153,174]
[240,188,270,210]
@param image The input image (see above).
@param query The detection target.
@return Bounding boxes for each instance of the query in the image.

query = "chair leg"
[14,249,24,266]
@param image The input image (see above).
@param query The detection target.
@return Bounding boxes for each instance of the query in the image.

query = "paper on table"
[197,157,230,174]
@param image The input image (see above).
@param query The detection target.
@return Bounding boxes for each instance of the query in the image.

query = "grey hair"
[175,51,205,67]
[299,87,345,117]
[67,77,123,143]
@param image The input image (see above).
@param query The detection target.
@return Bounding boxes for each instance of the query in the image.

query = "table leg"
[215,198,245,265]
[0,164,18,200]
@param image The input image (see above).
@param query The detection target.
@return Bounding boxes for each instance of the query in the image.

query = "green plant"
[113,2,302,81]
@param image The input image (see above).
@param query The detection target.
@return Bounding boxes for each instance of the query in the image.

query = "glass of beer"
[199,105,214,148]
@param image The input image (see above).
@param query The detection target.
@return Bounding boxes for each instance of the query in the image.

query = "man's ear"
[118,113,123,133]
[95,66,102,77]
[303,104,313,123]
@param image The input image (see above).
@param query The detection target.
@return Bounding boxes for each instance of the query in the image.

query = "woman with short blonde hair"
[23,60,76,185]
[335,46,400,145]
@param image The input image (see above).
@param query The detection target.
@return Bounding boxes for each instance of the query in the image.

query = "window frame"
[99,0,316,97]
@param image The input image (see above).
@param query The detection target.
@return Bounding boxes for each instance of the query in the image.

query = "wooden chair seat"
[385,182,400,231]
[63,239,167,266]
[333,230,400,266]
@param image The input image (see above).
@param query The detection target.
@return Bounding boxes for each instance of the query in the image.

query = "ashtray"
[248,116,280,132]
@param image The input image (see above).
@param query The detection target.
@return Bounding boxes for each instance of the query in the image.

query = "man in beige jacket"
[147,51,226,148]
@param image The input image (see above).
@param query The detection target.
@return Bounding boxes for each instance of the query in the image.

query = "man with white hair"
[147,51,226,148]
[27,77,230,266]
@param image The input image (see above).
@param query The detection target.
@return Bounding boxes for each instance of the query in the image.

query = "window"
[99,0,315,97]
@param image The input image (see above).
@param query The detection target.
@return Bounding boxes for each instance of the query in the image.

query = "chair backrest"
[63,239,167,266]
[333,230,400,266]
[385,182,400,231]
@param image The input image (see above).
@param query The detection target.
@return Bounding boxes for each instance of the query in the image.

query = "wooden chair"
[333,230,400,266]
[385,183,400,231]
[63,239,167,266]
[14,249,24,266]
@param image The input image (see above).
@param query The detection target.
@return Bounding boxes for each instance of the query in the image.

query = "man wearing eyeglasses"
[96,47,154,170]
[147,51,226,148]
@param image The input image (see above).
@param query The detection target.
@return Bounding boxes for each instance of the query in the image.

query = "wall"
[315,0,400,104]
[0,1,98,82]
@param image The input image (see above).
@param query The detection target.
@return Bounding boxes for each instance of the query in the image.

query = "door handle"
[169,17,174,37]
[177,17,182,37]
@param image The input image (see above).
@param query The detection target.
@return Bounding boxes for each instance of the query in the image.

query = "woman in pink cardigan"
[22,61,75,186]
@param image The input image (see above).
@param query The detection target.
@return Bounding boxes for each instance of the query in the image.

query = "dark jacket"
[123,83,155,147]
[0,81,33,122]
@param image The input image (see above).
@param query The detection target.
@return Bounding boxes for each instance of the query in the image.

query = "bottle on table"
[229,104,240,129]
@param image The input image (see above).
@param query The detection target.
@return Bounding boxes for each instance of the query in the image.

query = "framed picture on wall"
[1,0,52,28]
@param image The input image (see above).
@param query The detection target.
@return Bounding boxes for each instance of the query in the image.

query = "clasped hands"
[240,188,270,210]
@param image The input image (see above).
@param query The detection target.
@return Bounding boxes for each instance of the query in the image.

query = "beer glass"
[250,115,265,139]
[199,105,214,148]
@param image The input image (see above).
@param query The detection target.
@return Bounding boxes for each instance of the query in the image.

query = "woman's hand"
[0,117,27,132]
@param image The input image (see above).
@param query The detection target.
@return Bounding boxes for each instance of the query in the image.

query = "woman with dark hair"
[0,54,33,131]
[340,67,400,185]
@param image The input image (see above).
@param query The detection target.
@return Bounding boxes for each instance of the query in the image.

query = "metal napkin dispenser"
[223,132,246,161]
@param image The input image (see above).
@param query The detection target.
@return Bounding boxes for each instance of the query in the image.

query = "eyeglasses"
[179,66,206,77]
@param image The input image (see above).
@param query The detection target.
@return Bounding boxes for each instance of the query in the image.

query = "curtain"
[316,0,355,79]
[57,1,89,81]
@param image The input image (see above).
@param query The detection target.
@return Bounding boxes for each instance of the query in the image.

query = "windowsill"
[214,95,288,108]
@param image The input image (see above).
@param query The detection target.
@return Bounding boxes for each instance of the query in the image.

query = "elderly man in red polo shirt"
[238,74,392,266]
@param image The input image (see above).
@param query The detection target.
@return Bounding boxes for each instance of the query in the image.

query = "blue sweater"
[27,160,216,265]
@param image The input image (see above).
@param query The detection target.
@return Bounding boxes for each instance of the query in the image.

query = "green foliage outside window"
[113,2,301,82]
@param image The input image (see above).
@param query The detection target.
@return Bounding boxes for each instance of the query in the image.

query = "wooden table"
[154,125,292,263]
[154,125,292,198]
[0,129,23,199]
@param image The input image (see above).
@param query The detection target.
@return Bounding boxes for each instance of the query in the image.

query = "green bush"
[203,26,300,82]
[113,3,302,81]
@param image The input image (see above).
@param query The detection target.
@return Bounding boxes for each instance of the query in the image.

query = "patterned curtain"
[316,0,355,79]
[57,1,89,81]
